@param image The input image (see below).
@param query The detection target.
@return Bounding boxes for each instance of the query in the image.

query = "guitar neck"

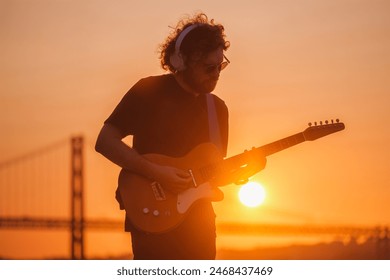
[197,120,345,184]
[225,131,306,165]
[198,132,306,183]
[259,132,306,156]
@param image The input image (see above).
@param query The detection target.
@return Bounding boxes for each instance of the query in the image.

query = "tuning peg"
[336,119,340,123]
[325,120,329,124]
[331,119,334,124]
[314,122,317,126]
[320,121,323,125]
[308,122,312,127]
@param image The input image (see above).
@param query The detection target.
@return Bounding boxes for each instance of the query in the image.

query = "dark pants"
[130,203,216,260]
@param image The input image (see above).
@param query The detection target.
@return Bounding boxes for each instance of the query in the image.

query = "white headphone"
[169,24,200,71]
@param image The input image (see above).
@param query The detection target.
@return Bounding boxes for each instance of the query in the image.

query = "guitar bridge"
[150,181,166,201]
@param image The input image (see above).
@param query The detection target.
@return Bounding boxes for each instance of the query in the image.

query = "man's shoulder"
[136,74,173,90]
[125,74,173,100]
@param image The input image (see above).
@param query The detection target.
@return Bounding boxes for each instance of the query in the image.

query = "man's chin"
[201,81,218,94]
[183,73,218,94]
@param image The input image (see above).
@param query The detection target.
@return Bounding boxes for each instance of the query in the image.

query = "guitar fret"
[262,133,305,156]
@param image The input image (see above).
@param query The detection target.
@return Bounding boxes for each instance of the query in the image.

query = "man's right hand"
[149,164,193,194]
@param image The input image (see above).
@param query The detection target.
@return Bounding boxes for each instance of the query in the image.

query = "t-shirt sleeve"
[104,79,146,137]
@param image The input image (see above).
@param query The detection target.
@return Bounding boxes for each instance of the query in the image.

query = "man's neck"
[173,72,200,97]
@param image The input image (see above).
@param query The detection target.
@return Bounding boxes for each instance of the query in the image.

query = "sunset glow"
[1,0,389,260]
[238,182,266,207]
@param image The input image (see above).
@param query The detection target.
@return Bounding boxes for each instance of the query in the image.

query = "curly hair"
[159,13,230,72]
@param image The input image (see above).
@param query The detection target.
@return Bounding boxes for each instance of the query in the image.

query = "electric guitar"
[118,120,345,233]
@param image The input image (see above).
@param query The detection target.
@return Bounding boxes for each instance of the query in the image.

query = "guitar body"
[118,142,223,234]
[117,120,345,234]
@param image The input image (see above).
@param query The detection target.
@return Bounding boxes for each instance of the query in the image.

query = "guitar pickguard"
[177,182,214,214]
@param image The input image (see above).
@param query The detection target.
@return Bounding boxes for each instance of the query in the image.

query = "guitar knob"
[143,208,150,214]
[153,210,160,216]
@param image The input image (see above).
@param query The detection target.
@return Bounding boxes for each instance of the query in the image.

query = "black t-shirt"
[105,74,229,232]
[105,74,228,157]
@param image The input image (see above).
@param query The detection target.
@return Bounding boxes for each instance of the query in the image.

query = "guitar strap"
[206,93,223,154]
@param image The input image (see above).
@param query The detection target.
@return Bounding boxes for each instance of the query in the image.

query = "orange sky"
[1,0,390,258]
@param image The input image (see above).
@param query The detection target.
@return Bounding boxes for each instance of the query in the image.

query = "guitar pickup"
[150,181,166,201]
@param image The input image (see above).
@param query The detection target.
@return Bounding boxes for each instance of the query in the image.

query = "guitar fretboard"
[196,132,306,184]
[260,132,306,156]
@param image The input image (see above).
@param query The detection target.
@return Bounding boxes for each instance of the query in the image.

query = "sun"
[238,182,266,207]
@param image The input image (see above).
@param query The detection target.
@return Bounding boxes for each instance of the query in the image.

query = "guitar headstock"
[303,119,345,141]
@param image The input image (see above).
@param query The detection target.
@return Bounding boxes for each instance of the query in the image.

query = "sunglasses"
[203,54,230,74]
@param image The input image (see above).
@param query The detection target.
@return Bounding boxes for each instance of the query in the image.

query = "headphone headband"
[174,24,200,54]
[170,24,201,71]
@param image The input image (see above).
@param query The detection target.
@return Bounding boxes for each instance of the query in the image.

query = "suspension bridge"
[0,136,389,259]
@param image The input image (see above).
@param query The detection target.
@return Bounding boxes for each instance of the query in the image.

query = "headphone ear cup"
[169,24,200,72]
[170,51,185,71]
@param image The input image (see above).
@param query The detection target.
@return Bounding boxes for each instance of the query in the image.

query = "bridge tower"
[70,136,84,260]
